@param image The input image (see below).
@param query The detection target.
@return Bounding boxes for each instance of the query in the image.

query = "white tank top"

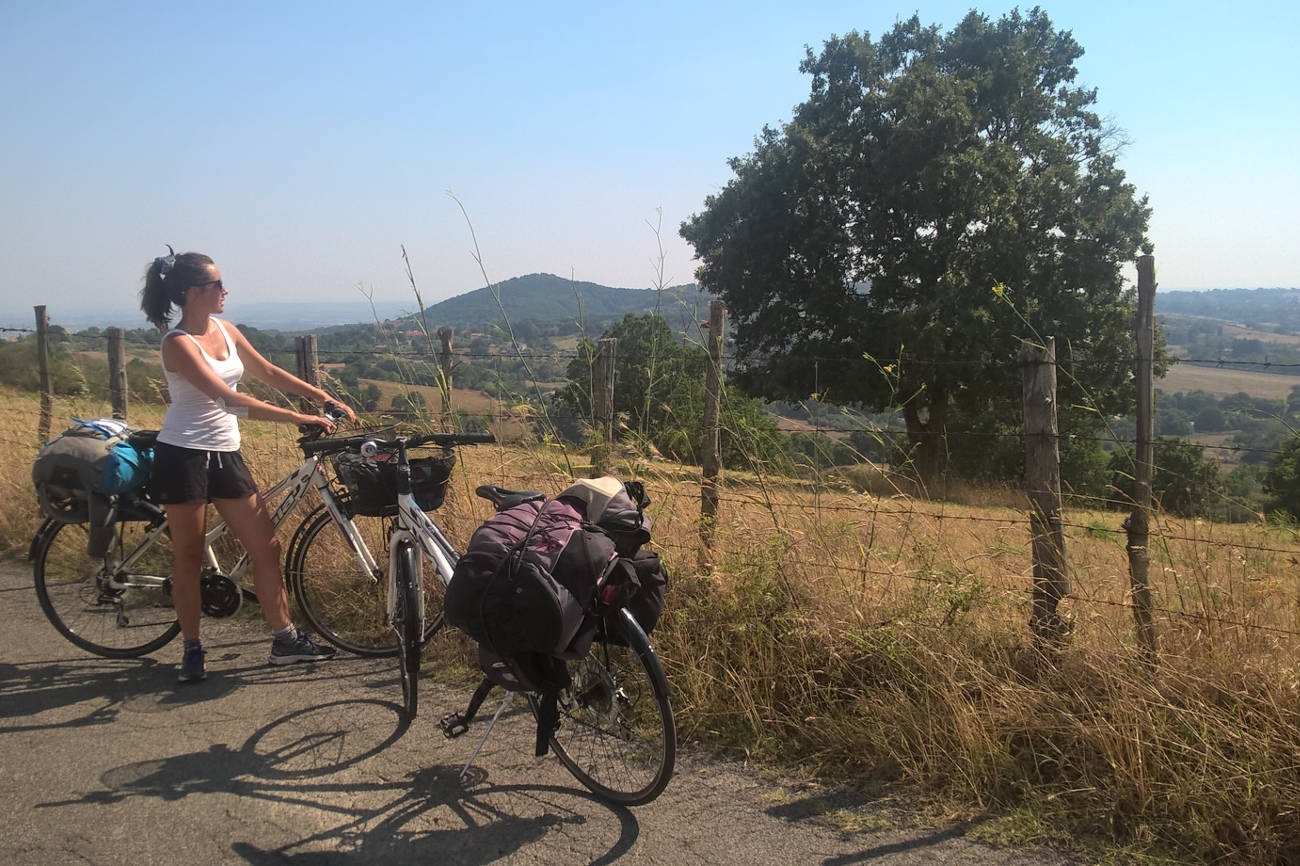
[157,319,243,451]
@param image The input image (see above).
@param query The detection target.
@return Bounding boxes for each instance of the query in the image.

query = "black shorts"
[149,442,259,505]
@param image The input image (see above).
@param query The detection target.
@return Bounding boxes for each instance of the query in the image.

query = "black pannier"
[602,549,669,643]
[332,449,455,516]
[445,495,612,661]
[441,476,668,756]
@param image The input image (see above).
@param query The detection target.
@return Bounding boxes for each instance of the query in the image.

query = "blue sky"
[2,0,1297,324]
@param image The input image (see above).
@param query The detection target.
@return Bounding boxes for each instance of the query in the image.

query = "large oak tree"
[680,8,1152,481]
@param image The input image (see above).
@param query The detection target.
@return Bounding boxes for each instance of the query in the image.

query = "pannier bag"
[32,418,154,525]
[444,495,616,660]
[332,449,455,517]
[602,549,669,643]
[443,475,667,755]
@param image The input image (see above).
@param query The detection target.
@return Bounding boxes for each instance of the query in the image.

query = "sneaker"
[269,630,338,665]
[178,642,206,683]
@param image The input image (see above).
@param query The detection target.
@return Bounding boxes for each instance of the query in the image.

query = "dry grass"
[7,383,1300,862]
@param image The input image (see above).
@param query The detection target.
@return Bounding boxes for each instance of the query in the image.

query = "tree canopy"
[680,7,1152,480]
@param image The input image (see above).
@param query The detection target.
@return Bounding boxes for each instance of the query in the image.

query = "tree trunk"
[901,389,947,488]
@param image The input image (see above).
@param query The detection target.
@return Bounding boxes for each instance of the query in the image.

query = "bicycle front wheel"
[394,541,422,719]
[32,519,180,658]
[287,505,446,657]
[547,607,676,806]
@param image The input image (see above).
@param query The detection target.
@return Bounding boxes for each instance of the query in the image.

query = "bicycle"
[288,428,497,719]
[28,414,489,673]
[434,485,677,807]
[293,432,675,805]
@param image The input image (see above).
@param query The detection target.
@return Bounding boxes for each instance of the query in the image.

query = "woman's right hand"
[297,413,336,434]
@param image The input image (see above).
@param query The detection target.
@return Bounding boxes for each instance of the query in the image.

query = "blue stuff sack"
[101,439,152,494]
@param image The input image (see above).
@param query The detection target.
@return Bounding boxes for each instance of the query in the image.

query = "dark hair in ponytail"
[139,249,215,329]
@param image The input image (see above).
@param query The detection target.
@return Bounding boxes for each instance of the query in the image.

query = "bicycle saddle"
[475,484,545,511]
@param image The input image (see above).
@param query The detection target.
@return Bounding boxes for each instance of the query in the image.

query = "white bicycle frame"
[103,443,463,637]
[104,454,361,591]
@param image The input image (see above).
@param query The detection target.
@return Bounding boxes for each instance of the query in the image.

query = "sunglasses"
[193,279,225,292]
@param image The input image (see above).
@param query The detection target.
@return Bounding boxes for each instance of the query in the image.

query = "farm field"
[1158,360,1300,399]
[357,377,499,414]
[1162,314,1300,347]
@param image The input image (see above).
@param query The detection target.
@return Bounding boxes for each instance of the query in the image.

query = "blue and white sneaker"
[269,630,338,665]
[178,641,206,683]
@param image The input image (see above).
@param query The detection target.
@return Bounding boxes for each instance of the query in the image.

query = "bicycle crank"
[200,572,243,618]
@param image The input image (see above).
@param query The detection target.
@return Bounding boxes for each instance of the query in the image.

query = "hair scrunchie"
[155,244,176,280]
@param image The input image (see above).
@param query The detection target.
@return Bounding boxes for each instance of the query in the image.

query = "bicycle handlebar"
[297,403,353,438]
[298,429,496,456]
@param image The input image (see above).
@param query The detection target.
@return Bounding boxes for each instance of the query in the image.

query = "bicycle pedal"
[439,712,469,739]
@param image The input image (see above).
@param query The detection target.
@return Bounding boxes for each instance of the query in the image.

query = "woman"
[140,248,357,683]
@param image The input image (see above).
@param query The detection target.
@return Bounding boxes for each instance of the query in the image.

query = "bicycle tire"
[394,541,422,719]
[286,503,446,657]
[545,607,676,806]
[32,518,181,658]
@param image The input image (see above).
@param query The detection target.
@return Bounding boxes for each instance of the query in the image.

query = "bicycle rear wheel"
[32,519,180,658]
[394,541,422,719]
[287,503,445,657]
[546,607,675,806]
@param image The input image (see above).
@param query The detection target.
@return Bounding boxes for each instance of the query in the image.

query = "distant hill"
[412,273,715,332]
[6,274,713,333]
[1157,288,1300,334]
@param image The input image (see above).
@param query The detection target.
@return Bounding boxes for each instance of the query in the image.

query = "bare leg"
[165,503,207,642]
[213,494,291,632]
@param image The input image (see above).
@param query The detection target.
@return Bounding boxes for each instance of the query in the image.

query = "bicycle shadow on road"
[35,697,641,865]
[0,657,161,733]
[226,765,640,866]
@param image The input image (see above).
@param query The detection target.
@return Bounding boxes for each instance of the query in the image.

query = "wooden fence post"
[35,305,52,444]
[438,327,454,419]
[1019,337,1070,645]
[592,337,616,476]
[700,300,726,558]
[107,327,128,421]
[1125,255,1158,662]
[295,335,319,413]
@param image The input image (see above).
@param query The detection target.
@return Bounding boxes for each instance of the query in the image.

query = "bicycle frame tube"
[208,455,326,582]
[113,455,380,589]
[397,494,460,589]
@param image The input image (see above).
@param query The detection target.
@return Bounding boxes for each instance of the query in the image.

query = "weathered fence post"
[35,305,52,444]
[1019,337,1070,645]
[1125,255,1158,662]
[591,337,616,476]
[700,300,726,558]
[295,334,319,413]
[107,327,128,421]
[438,327,454,419]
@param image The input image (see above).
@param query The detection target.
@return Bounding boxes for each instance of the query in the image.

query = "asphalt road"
[0,559,1080,865]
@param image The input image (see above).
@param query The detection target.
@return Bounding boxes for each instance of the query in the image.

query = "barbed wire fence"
[13,256,1300,653]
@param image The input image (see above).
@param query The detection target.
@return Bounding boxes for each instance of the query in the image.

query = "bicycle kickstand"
[438,677,514,781]
[458,692,513,781]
